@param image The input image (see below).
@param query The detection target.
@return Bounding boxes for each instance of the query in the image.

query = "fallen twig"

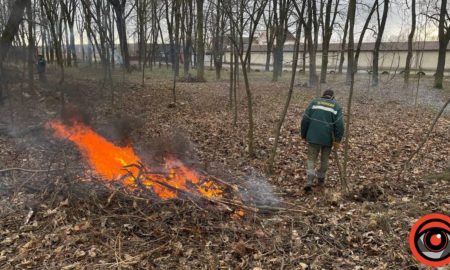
[399,96,450,179]
[333,150,348,192]
[0,167,81,173]
[199,170,239,191]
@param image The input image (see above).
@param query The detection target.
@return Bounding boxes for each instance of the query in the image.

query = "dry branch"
[0,167,80,173]
[399,97,450,179]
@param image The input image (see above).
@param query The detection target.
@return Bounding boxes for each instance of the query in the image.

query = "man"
[300,89,344,193]
[36,55,46,81]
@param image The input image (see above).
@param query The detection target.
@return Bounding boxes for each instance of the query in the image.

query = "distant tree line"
[1,0,449,88]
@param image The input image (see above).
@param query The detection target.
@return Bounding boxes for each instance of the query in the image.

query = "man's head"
[322,89,334,99]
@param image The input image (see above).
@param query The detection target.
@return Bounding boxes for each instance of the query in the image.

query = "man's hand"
[333,142,340,149]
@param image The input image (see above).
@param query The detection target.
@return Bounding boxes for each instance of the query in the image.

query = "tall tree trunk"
[267,21,301,172]
[319,0,339,83]
[435,38,449,89]
[110,9,115,68]
[196,0,205,81]
[0,0,29,103]
[240,55,254,156]
[213,0,223,80]
[247,21,252,73]
[355,1,376,71]
[404,0,416,83]
[80,29,85,62]
[338,16,348,74]
[229,41,234,107]
[69,23,75,67]
[224,0,268,156]
[371,0,389,86]
[272,42,283,81]
[0,0,29,65]
[136,0,144,70]
[320,38,330,83]
[305,0,317,88]
[49,32,55,63]
[164,0,174,69]
[26,0,34,91]
[116,11,130,70]
[434,0,449,89]
[184,0,193,77]
[263,0,273,72]
[342,0,356,191]
[108,0,130,70]
[302,34,306,72]
[41,0,65,84]
[65,19,71,66]
[42,26,48,58]
[272,0,290,82]
[233,47,238,126]
[174,0,180,77]
[265,38,273,71]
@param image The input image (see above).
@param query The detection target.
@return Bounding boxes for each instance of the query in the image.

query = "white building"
[223,41,450,75]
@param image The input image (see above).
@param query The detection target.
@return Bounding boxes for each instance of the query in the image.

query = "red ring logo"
[409,213,450,267]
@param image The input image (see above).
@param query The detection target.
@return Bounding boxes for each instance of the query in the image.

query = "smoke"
[237,167,280,210]
[135,131,197,166]
[133,135,281,209]
[132,133,281,210]
[2,94,281,210]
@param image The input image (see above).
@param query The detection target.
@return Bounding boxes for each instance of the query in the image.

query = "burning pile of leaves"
[0,114,285,269]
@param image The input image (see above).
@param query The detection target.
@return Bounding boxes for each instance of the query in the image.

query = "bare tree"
[271,0,292,82]
[212,0,225,79]
[342,0,357,191]
[354,1,377,71]
[169,0,181,102]
[41,0,65,84]
[147,0,158,69]
[107,0,131,70]
[196,0,205,81]
[0,0,29,65]
[262,0,275,72]
[223,0,269,156]
[80,0,113,85]
[26,0,34,90]
[267,5,304,172]
[164,0,175,70]
[338,16,348,74]
[404,0,416,83]
[182,0,194,77]
[136,0,149,70]
[434,0,449,89]
[0,0,30,103]
[319,0,339,83]
[302,0,319,88]
[371,0,389,86]
[61,0,76,67]
[228,22,239,126]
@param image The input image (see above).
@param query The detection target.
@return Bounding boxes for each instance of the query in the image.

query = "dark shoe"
[318,178,325,186]
[304,186,312,193]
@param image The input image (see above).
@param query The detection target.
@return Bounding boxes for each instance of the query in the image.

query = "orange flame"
[46,120,223,200]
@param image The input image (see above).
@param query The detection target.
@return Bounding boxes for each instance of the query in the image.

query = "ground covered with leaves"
[0,67,449,269]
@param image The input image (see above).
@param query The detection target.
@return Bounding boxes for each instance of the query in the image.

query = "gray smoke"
[238,167,280,210]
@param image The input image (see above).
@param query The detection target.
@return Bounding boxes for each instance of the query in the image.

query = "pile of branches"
[0,166,294,269]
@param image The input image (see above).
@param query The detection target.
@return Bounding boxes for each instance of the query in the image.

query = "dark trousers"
[305,143,332,186]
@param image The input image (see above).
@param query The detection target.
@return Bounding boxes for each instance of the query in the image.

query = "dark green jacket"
[300,96,344,147]
[37,59,46,74]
